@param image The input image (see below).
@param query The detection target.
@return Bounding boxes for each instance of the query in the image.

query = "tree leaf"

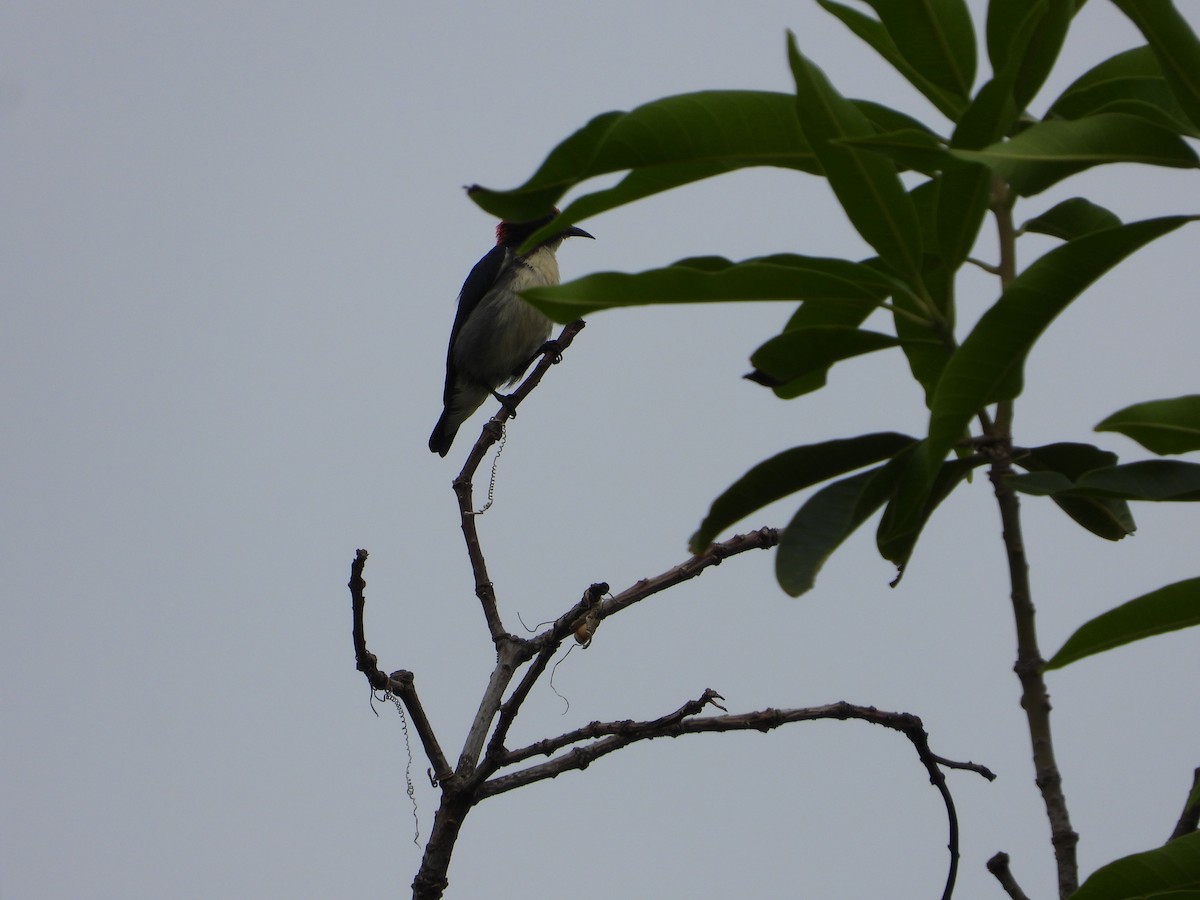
[776,460,908,597]
[524,254,892,321]
[689,432,916,553]
[1047,45,1200,138]
[877,455,983,576]
[926,216,1198,463]
[950,113,1200,195]
[1022,197,1123,240]
[1096,395,1200,455]
[816,0,966,119]
[1015,443,1136,539]
[858,0,976,104]
[1008,460,1200,501]
[987,0,1075,110]
[750,327,903,384]
[466,91,817,228]
[1075,461,1200,501]
[1067,830,1200,899]
[1046,577,1200,670]
[1110,0,1200,132]
[788,34,925,283]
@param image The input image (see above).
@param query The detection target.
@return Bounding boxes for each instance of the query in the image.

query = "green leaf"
[1046,577,1200,669]
[524,254,893,321]
[877,455,983,577]
[950,113,1200,195]
[1075,461,1200,501]
[788,35,925,283]
[1097,395,1200,455]
[1015,443,1136,539]
[689,432,916,553]
[926,216,1198,463]
[1008,460,1200,501]
[859,0,976,103]
[987,0,1076,110]
[1048,45,1200,138]
[1022,198,1123,240]
[776,460,908,597]
[1110,0,1200,131]
[466,90,817,228]
[1067,831,1200,899]
[839,128,956,175]
[750,327,903,384]
[816,0,966,119]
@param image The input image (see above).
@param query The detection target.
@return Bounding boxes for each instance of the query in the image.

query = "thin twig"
[451,320,587,644]
[987,852,1031,900]
[480,697,986,900]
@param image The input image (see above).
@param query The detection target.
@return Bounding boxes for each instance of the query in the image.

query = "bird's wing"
[442,244,507,405]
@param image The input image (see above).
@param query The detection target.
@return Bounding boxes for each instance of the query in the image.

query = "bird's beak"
[563,225,595,240]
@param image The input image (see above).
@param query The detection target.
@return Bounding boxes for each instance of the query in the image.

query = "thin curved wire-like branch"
[451,320,587,644]
[479,695,989,900]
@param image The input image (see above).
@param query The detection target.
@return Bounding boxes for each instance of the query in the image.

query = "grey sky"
[3,2,1198,897]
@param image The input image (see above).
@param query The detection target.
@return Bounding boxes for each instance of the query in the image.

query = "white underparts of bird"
[428,212,594,456]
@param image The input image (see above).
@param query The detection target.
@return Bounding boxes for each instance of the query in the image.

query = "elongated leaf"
[750,327,902,384]
[1023,198,1123,240]
[1046,577,1200,669]
[1067,831,1200,899]
[1017,442,1136,539]
[524,254,892,321]
[1097,395,1200,455]
[788,35,925,283]
[927,216,1197,462]
[1075,461,1200,501]
[1111,0,1200,131]
[689,432,916,553]
[877,455,982,577]
[777,460,908,597]
[466,90,817,229]
[1048,45,1200,137]
[817,0,965,119]
[839,128,956,175]
[988,0,1078,111]
[950,113,1200,195]
[860,0,976,103]
[1008,460,1200,501]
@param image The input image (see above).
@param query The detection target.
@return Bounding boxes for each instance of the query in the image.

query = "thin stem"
[990,455,1078,897]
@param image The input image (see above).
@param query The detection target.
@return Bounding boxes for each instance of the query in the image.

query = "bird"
[428,212,594,456]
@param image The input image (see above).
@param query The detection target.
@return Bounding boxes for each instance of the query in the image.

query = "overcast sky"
[3,2,1198,898]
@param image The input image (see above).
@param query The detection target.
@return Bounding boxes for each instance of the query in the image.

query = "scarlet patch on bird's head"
[495,208,562,246]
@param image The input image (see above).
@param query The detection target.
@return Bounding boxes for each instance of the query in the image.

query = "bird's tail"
[428,410,460,457]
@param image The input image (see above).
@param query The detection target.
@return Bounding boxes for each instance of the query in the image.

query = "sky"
[2,2,1198,898]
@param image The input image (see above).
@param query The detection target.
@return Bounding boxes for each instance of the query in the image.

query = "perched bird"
[428,212,594,456]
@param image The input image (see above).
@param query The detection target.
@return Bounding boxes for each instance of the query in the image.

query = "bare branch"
[386,670,455,785]
[348,549,390,692]
[450,320,587,644]
[347,551,454,786]
[1169,767,1200,842]
[480,696,985,900]
[595,527,780,624]
[987,852,1031,900]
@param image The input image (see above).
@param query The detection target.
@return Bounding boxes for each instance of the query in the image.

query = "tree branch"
[989,454,1078,898]
[480,696,987,900]
[450,320,587,645]
[987,852,1031,900]
[347,551,454,785]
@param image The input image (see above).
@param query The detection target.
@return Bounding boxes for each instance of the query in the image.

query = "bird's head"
[495,210,594,250]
